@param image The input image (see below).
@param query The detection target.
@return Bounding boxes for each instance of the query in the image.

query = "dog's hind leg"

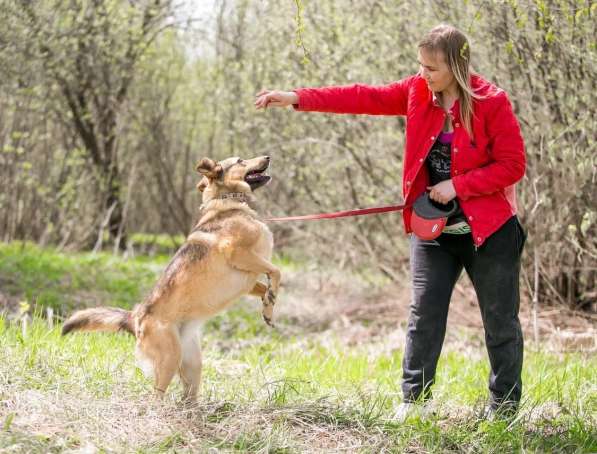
[141,323,181,398]
[178,320,203,402]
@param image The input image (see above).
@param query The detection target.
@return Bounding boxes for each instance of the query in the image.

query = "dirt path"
[275,267,597,353]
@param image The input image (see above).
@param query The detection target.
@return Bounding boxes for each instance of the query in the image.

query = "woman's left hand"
[427,180,457,204]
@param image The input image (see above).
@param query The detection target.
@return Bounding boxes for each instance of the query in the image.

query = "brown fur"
[62,155,279,402]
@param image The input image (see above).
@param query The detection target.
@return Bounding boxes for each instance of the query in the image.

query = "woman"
[255,24,526,420]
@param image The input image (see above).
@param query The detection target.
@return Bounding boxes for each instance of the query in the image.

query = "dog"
[62,155,280,402]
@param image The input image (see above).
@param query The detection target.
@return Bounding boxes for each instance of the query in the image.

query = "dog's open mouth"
[245,167,271,190]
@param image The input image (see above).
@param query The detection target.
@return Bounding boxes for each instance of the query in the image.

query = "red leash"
[266,203,411,222]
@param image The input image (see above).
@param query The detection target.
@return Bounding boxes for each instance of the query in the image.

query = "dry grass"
[5,383,592,453]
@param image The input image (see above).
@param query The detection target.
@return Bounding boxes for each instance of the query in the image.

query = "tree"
[2,0,173,247]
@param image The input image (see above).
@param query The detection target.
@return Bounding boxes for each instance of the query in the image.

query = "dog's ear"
[196,176,208,193]
[196,157,216,173]
[196,158,223,180]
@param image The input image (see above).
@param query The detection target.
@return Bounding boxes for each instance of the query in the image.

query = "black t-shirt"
[426,135,467,227]
[427,136,452,186]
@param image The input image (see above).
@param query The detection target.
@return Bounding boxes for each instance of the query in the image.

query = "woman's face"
[418,48,456,94]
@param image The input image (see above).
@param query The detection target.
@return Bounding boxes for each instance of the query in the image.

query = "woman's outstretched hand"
[254,90,299,109]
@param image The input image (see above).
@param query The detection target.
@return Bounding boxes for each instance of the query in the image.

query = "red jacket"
[293,73,526,247]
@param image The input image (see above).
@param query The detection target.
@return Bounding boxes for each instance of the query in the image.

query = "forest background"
[0,0,595,310]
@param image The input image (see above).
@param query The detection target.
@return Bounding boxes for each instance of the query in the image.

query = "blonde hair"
[418,24,480,138]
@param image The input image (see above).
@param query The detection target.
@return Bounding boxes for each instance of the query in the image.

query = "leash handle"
[265,203,410,222]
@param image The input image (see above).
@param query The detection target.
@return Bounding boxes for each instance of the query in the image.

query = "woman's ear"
[197,176,208,192]
[196,158,223,179]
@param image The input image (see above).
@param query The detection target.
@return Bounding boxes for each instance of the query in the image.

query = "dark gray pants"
[402,216,526,409]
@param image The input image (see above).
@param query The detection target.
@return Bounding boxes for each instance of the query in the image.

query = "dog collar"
[216,192,251,203]
[200,192,251,210]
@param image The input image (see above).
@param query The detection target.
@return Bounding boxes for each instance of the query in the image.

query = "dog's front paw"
[261,288,276,327]
[264,287,276,307]
[262,311,274,327]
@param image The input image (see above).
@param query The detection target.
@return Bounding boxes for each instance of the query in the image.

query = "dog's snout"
[264,156,270,161]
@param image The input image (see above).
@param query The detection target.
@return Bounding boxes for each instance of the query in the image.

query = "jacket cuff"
[452,175,470,201]
[292,89,304,111]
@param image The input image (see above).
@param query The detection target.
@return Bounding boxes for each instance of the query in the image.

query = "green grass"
[0,241,164,313]
[129,232,186,256]
[0,241,596,452]
[1,316,595,452]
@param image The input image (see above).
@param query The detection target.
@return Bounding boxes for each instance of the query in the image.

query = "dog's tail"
[62,307,135,336]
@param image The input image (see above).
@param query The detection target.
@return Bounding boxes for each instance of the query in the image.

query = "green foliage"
[129,233,186,256]
[293,0,310,65]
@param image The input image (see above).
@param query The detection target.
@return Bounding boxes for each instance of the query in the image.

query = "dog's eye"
[237,159,243,164]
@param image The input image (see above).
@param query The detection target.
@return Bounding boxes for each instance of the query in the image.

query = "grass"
[0,241,596,452]
[0,241,165,313]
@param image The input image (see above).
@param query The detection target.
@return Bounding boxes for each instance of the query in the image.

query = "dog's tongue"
[246,172,267,181]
